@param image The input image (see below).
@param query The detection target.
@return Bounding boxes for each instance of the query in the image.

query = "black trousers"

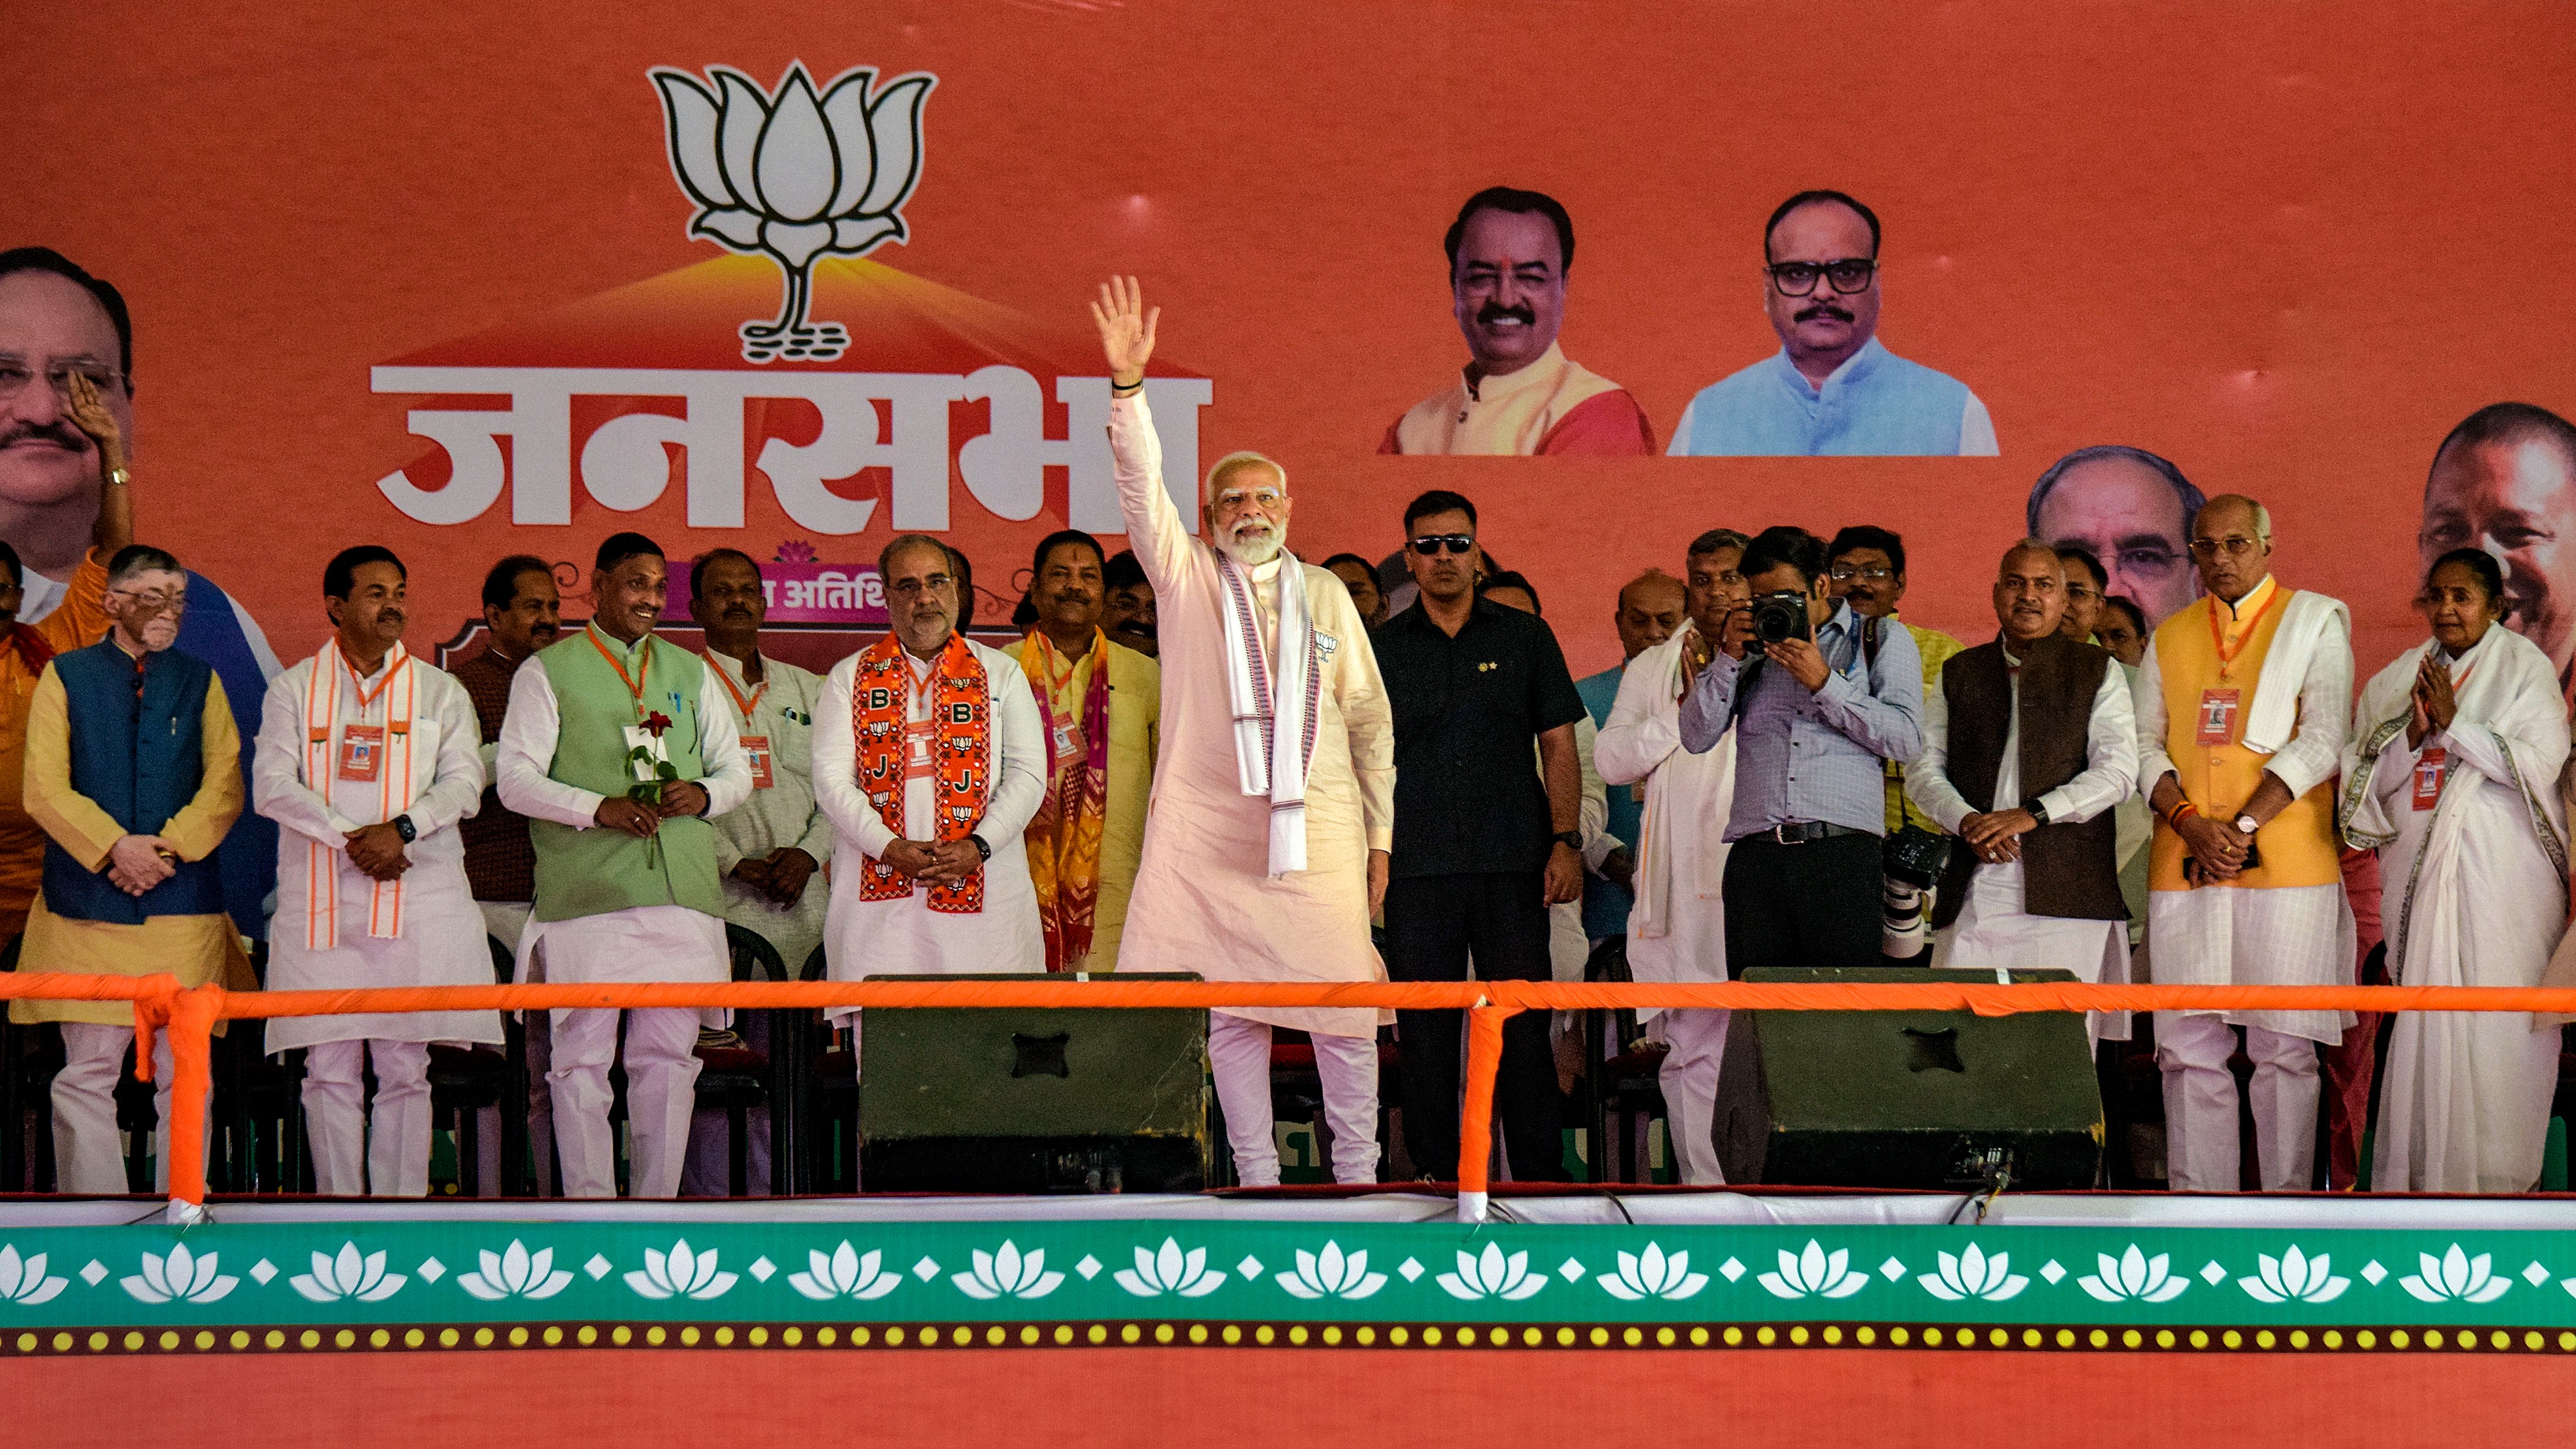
[1382,871,1567,1183]
[1720,832,1885,974]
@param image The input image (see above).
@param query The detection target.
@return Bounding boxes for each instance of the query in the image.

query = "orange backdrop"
[12,1,2575,677]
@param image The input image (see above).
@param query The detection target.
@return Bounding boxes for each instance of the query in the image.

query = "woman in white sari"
[2341,550,2570,1193]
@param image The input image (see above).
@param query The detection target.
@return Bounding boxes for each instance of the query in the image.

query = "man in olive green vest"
[497,532,753,1197]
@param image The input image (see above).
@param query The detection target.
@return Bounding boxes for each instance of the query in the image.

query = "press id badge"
[742,735,775,790]
[2195,688,2241,746]
[623,725,672,782]
[2413,748,2446,812]
[336,724,384,782]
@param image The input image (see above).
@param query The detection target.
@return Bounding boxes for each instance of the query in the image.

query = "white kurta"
[2135,597,2357,1044]
[494,643,755,984]
[1108,393,1396,1039]
[1910,649,2136,1042]
[2344,627,2570,1193]
[1544,714,1611,983]
[1595,627,1737,1009]
[703,649,833,976]
[812,639,1047,1014]
[253,651,502,1051]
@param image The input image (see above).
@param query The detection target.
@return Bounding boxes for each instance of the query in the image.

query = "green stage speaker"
[1712,966,2104,1189]
[858,973,1212,1193]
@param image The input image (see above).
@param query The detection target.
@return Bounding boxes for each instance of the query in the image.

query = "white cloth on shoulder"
[1215,548,1320,877]
[2242,591,2350,757]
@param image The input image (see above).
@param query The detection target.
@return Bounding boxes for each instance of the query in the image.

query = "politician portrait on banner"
[2417,403,2576,700]
[2028,444,2209,631]
[1669,191,1995,458]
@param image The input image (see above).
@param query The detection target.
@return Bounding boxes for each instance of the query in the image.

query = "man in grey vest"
[497,532,753,1198]
[1907,540,2136,1043]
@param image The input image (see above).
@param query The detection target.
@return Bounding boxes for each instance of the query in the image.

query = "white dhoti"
[519,905,725,1199]
[1934,860,2132,1046]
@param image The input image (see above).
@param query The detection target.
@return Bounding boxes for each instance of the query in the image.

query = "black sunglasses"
[1410,534,1475,556]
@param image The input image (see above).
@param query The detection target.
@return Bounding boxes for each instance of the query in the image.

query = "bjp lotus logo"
[651,61,936,363]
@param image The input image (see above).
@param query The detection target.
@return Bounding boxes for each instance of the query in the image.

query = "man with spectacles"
[1376,490,1588,1185]
[0,247,283,964]
[2134,495,2354,1192]
[1669,192,1995,457]
[1382,187,1654,456]
[2029,445,2208,629]
[1094,277,1395,1190]
[1825,527,1963,841]
[14,545,256,1194]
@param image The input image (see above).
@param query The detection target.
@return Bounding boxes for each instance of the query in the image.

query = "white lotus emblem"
[2399,1245,2510,1304]
[2077,1245,2190,1303]
[122,1244,237,1305]
[2238,1245,2349,1305]
[1114,1239,1227,1299]
[788,1242,903,1302]
[289,1242,406,1303]
[1435,1243,1548,1302]
[1276,1241,1387,1301]
[651,61,935,363]
[457,1240,574,1302]
[953,1240,1063,1301]
[0,1245,67,1306]
[1757,1240,1871,1301]
[1918,1242,2028,1302]
[625,1239,738,1301]
[1598,1243,1709,1302]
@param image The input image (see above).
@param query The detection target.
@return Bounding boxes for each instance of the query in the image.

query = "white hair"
[1204,451,1286,505]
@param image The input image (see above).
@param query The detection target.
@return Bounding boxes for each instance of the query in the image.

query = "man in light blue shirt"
[1680,526,1923,971]
[1668,192,1997,458]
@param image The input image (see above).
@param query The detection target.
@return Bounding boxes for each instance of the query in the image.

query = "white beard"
[1219,525,1284,567]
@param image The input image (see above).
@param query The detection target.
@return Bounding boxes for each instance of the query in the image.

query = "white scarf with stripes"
[300,637,422,950]
[1215,549,1321,877]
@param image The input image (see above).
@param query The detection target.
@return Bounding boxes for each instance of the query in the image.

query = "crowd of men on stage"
[7,253,2575,1204]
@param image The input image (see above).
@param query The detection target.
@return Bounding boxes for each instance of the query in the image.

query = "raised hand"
[1089,276,1159,387]
[62,369,125,472]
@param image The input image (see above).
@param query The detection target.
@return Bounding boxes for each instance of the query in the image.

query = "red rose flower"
[642,710,675,738]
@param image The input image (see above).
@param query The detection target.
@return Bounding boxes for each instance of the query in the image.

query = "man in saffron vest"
[1005,529,1159,972]
[16,545,251,1194]
[2136,495,2354,1192]
[253,547,500,1197]
[815,534,1047,1009]
[1097,277,1397,1190]
[497,532,753,1199]
[1909,542,2137,1046]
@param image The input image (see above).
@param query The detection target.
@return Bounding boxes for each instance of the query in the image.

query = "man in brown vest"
[1907,540,2137,1042]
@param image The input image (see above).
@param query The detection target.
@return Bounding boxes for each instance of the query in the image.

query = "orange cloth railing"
[14,971,2576,1217]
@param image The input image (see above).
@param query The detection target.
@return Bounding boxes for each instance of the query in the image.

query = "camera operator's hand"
[1718,604,1757,661]
[1766,637,1831,692]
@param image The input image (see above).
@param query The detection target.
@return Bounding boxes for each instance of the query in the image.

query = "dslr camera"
[1747,590,1813,645]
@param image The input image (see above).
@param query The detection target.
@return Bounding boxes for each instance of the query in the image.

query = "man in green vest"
[495,532,753,1198]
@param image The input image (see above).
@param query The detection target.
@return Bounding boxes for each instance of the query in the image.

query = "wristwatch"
[2025,799,2051,828]
[390,814,416,844]
[1553,830,1584,852]
[2234,813,2259,835]
[968,833,991,861]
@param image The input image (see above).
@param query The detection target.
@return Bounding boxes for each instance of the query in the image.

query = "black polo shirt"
[1376,595,1588,879]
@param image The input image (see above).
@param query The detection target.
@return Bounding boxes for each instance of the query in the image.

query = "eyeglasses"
[109,587,186,616]
[1766,259,1877,297]
[1410,535,1475,556]
[2188,535,2265,559]
[885,576,953,598]
[1828,565,1894,583]
[0,361,124,400]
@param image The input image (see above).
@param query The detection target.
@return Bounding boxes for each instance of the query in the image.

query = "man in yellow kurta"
[1005,529,1159,972]
[16,545,252,1194]
[2135,495,2354,1192]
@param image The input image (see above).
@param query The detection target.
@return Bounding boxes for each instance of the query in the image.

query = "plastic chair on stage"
[421,937,529,1197]
[689,924,792,1197]
[1577,937,1669,1185]
[796,944,856,1193]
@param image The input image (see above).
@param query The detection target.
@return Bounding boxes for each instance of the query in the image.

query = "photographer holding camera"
[1680,527,1924,972]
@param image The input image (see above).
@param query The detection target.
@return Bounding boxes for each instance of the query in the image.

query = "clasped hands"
[591,780,711,839]
[879,838,983,883]
[731,847,819,906]
[1958,808,2041,865]
[105,834,178,897]
[2405,651,2459,749]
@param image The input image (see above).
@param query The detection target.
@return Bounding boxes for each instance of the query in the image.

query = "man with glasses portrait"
[1668,192,1996,457]
[2028,445,2209,629]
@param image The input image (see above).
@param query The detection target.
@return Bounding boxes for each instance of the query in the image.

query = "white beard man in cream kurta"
[814,534,1048,1021]
[253,549,502,1197]
[1096,278,1398,1189]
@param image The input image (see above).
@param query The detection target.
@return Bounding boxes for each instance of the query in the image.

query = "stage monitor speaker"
[858,972,1211,1193]
[1712,966,2103,1190]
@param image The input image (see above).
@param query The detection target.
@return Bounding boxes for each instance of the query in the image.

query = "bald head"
[1993,537,2067,646]
[1613,569,1687,659]
[2190,493,2275,603]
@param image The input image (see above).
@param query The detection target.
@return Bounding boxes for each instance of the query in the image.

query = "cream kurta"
[812,639,1048,1015]
[703,649,833,975]
[1109,393,1396,1038]
[254,651,503,1050]
[1595,627,1736,1012]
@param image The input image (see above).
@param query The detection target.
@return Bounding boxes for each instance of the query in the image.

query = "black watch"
[968,833,991,861]
[1553,830,1584,852]
[2025,800,2049,828]
[390,814,417,844]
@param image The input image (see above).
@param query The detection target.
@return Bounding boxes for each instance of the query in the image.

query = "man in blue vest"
[14,544,252,1193]
[1668,192,1997,457]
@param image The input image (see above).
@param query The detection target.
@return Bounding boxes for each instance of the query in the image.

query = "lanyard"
[2208,584,2282,680]
[703,651,766,725]
[587,625,653,713]
[344,649,409,716]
